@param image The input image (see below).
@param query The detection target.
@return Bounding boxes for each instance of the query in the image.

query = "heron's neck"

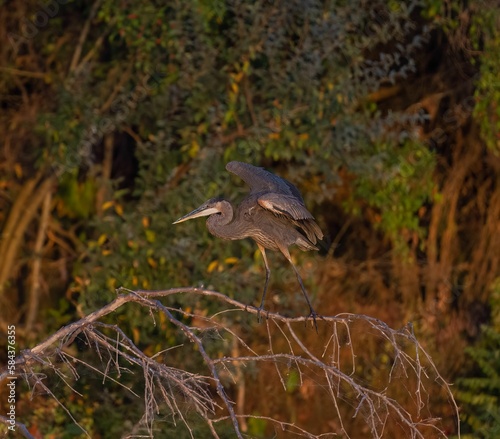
[206,201,247,240]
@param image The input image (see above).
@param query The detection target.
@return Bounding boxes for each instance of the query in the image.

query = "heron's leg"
[257,243,271,322]
[280,246,319,332]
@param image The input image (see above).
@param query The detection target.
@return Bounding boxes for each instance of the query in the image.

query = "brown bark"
[25,189,52,331]
[0,176,55,318]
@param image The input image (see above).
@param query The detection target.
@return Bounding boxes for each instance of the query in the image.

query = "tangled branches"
[0,287,460,438]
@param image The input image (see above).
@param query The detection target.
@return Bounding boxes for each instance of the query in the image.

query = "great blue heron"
[173,161,324,329]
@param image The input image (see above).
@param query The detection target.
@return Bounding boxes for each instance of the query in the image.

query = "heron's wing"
[258,193,324,244]
[226,161,304,200]
[227,161,323,243]
[257,193,313,220]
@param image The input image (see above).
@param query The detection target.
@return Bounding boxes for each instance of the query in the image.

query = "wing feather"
[257,193,313,220]
[226,161,303,200]
[226,161,324,245]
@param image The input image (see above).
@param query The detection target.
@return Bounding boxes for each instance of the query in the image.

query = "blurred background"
[0,0,499,437]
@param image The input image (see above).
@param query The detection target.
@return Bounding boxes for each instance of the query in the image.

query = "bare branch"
[1,287,460,438]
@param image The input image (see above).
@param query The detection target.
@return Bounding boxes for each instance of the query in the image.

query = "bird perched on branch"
[173,161,324,330]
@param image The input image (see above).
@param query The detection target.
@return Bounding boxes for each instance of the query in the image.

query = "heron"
[173,161,324,329]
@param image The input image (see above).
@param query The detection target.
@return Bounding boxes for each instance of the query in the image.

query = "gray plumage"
[173,161,324,329]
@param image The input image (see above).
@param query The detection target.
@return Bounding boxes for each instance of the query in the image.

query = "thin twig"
[69,0,103,73]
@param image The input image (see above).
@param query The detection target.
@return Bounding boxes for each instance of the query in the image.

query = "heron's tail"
[296,236,319,251]
[296,218,324,245]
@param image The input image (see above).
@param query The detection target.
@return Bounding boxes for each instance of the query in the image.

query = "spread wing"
[226,161,323,244]
[226,161,304,201]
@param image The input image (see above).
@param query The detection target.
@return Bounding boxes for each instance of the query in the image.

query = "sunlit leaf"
[97,234,107,246]
[145,229,156,243]
[102,200,114,211]
[207,260,219,273]
[114,203,124,216]
[14,163,23,178]
[132,327,140,344]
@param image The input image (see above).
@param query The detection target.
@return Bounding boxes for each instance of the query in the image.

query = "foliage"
[69,0,438,308]
[1,0,500,437]
[457,326,500,438]
[345,139,435,250]
[456,281,500,438]
[472,3,500,154]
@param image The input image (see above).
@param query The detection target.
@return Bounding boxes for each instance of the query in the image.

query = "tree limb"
[0,287,461,438]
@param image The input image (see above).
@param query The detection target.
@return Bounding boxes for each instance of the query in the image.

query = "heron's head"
[173,197,224,224]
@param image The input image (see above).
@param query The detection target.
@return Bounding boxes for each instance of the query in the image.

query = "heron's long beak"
[173,206,220,224]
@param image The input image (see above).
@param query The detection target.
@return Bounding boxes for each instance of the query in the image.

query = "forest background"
[0,0,499,437]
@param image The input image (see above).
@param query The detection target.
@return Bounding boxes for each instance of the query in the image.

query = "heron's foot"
[256,306,271,323]
[305,309,322,333]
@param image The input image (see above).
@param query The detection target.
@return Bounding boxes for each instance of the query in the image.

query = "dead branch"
[68,0,104,74]
[0,176,54,313]
[26,189,53,331]
[0,174,42,282]
[0,287,461,438]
